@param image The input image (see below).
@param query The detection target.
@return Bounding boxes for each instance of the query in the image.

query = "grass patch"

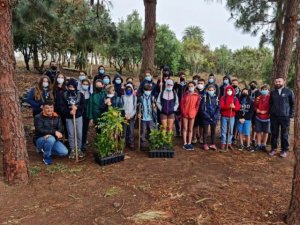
[103,187,121,197]
[30,166,42,176]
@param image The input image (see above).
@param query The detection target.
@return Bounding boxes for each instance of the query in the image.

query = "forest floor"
[0,67,295,225]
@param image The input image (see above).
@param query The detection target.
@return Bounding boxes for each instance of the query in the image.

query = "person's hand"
[125,114,130,120]
[239,118,245,124]
[260,110,267,114]
[44,135,50,139]
[40,105,43,109]
[230,103,235,109]
[105,98,112,106]
[71,105,77,111]
[70,109,76,115]
[55,131,63,139]
[89,120,94,126]
[256,109,261,114]
[137,113,142,119]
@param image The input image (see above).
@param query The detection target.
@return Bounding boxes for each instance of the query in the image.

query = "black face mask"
[232,85,237,89]
[180,77,185,82]
[95,87,102,93]
[242,93,248,98]
[68,90,76,95]
[51,66,57,70]
[250,85,256,90]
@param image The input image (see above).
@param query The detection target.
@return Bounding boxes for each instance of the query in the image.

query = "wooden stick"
[73,113,79,162]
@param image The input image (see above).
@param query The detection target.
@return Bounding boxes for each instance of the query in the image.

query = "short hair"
[198,78,205,83]
[178,71,185,76]
[192,75,201,80]
[232,78,238,82]
[126,77,133,82]
[43,100,54,106]
[144,84,152,91]
[209,73,215,77]
[106,84,114,92]
[249,80,258,85]
[188,81,196,86]
[207,84,216,90]
[261,84,270,90]
[145,68,152,73]
[81,79,90,85]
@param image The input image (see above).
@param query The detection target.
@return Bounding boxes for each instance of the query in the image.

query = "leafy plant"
[149,127,174,151]
[94,107,126,158]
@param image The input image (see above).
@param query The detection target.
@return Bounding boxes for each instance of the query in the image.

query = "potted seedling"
[148,127,175,158]
[94,107,126,166]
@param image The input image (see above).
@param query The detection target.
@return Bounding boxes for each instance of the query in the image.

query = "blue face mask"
[209,78,214,83]
[145,76,152,82]
[99,69,105,74]
[82,85,89,91]
[208,90,215,97]
[126,90,132,96]
[103,78,110,84]
[115,79,122,84]
[79,75,86,81]
[144,91,151,96]
[166,87,173,92]
[261,90,269,96]
[223,79,229,85]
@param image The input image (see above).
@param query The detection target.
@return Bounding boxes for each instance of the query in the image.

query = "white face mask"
[107,93,114,98]
[198,84,204,90]
[42,82,49,88]
[57,78,64,84]
[227,90,233,96]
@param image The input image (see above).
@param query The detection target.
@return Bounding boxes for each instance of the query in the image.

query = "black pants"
[270,116,290,152]
[203,124,216,145]
[81,115,89,150]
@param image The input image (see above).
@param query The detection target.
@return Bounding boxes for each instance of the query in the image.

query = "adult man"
[269,78,295,158]
[44,61,59,83]
[34,101,68,165]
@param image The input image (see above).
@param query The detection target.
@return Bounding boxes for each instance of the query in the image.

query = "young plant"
[94,107,126,158]
[149,127,174,151]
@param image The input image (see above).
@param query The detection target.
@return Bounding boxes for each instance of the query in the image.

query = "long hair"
[52,73,67,91]
[34,75,53,101]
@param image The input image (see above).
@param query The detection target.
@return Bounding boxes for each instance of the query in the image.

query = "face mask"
[51,66,57,70]
[103,78,110,84]
[79,75,86,81]
[95,87,102,92]
[144,91,151,96]
[242,93,248,97]
[82,85,89,91]
[189,87,195,92]
[126,89,132,96]
[180,81,186,86]
[99,69,105,74]
[250,84,256,90]
[232,85,237,89]
[261,90,269,96]
[57,78,64,84]
[180,77,185,82]
[208,78,214,83]
[208,90,215,97]
[115,79,122,84]
[42,82,49,88]
[107,93,114,98]
[193,80,198,84]
[223,79,229,85]
[69,89,76,95]
[227,90,233,96]
[166,87,173,92]
[145,76,152,82]
[198,84,204,90]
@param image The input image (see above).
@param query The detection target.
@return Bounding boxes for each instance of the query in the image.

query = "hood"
[113,73,123,84]
[223,74,232,84]
[125,83,134,91]
[67,78,78,91]
[224,85,235,97]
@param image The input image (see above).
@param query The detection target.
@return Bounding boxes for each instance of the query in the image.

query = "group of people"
[27,61,295,165]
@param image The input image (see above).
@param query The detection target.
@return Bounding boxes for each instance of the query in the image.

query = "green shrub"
[149,127,174,151]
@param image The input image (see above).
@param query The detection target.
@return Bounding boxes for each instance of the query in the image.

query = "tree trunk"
[287,26,300,225]
[32,43,39,71]
[273,0,300,81]
[140,0,157,81]
[0,0,30,185]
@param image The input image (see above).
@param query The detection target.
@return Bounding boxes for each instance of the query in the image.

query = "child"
[77,71,88,91]
[156,79,179,133]
[27,75,53,117]
[180,81,200,150]
[254,84,271,152]
[236,88,254,151]
[220,86,240,151]
[192,78,206,144]
[122,83,137,149]
[102,75,111,87]
[62,79,85,159]
[105,85,123,111]
[200,85,220,150]
[137,84,157,148]
[80,79,92,151]
[113,73,124,97]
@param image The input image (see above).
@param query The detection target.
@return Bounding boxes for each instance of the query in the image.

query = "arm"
[174,93,179,111]
[26,88,40,109]
[156,93,162,111]
[130,96,137,118]
[200,99,210,120]
[34,116,56,136]
[234,98,240,112]
[289,90,295,118]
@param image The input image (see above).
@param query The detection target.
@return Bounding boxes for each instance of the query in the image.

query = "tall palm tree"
[182,26,204,45]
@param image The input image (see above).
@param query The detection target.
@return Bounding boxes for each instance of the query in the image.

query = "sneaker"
[183,144,189,150]
[78,149,85,158]
[260,145,267,152]
[246,146,254,152]
[238,144,244,151]
[188,144,194,150]
[203,144,209,151]
[192,138,198,144]
[269,150,276,157]
[251,140,256,147]
[43,157,53,165]
[69,149,75,159]
[280,151,287,158]
[209,145,217,151]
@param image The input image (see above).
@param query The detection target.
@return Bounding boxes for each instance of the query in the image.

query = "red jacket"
[255,94,270,120]
[220,86,240,117]
[180,91,200,119]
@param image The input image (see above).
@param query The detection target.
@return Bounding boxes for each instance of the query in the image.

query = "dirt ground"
[0,68,295,225]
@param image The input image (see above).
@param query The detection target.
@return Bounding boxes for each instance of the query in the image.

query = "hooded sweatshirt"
[219,75,232,97]
[220,85,240,117]
[113,73,124,97]
[255,94,270,120]
[180,90,200,119]
[122,84,137,119]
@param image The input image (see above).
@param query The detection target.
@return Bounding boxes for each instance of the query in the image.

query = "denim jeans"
[221,116,235,144]
[66,116,83,150]
[36,135,68,158]
[141,120,155,144]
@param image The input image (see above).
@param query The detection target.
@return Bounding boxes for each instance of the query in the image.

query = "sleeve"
[195,95,200,113]
[34,116,56,136]
[87,94,93,120]
[200,99,210,120]
[220,97,229,110]
[180,95,187,117]
[214,103,220,121]
[76,93,85,114]
[234,98,240,112]
[61,95,71,117]
[289,90,295,118]
[26,88,40,109]
[156,93,162,111]
[57,116,64,134]
[130,96,137,118]
[174,93,179,111]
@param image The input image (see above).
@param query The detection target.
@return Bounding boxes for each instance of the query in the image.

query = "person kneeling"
[34,101,68,165]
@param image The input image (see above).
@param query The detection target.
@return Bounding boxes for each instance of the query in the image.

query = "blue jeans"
[66,116,83,150]
[221,116,235,144]
[36,135,68,158]
[141,120,155,144]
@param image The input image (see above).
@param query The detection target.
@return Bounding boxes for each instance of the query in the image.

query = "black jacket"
[237,96,254,120]
[270,88,295,118]
[61,91,85,119]
[34,112,63,144]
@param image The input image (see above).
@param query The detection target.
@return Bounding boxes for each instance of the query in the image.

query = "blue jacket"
[270,87,295,118]
[137,80,158,98]
[200,94,220,125]
[27,88,52,116]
